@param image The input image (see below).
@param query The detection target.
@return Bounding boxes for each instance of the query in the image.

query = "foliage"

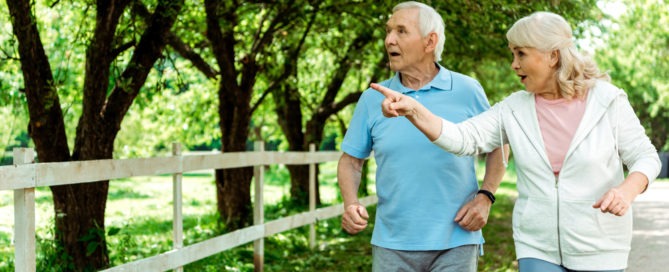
[430,0,603,103]
[0,0,606,158]
[36,228,74,272]
[594,0,669,150]
[3,0,667,267]
[0,2,34,163]
[0,159,517,271]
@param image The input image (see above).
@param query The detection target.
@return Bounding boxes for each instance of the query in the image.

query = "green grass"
[0,159,523,271]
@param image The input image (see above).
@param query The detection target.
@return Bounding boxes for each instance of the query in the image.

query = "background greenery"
[0,159,526,271]
[0,0,667,270]
[1,0,666,161]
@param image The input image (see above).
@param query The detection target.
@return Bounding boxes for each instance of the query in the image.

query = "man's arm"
[480,144,509,196]
[454,145,509,231]
[337,153,369,234]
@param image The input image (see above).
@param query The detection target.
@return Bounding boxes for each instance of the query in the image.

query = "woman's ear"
[549,50,560,68]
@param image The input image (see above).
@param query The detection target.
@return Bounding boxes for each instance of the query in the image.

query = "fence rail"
[1,143,377,272]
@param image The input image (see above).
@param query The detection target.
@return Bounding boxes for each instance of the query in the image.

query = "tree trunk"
[215,168,253,230]
[286,164,321,206]
[205,0,258,230]
[7,0,183,269]
[274,81,320,206]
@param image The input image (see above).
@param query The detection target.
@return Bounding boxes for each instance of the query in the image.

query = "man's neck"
[400,62,439,91]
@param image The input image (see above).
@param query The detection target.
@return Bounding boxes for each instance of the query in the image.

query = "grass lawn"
[0,159,526,271]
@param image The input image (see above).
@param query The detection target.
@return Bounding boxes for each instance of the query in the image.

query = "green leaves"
[107,227,121,236]
[594,0,669,150]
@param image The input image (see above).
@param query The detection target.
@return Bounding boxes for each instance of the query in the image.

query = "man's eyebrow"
[389,24,407,31]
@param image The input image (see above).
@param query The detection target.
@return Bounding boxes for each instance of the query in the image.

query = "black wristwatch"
[477,189,496,204]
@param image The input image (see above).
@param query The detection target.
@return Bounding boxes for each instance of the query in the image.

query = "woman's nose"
[510,58,520,70]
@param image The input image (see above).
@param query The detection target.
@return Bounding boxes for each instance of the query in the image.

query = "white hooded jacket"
[433,80,661,270]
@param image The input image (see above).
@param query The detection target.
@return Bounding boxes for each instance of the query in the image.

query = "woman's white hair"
[506,11,609,99]
[393,1,445,62]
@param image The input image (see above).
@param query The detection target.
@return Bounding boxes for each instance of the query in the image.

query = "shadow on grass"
[107,188,152,201]
[183,206,376,272]
[480,194,517,271]
[156,172,214,178]
[498,181,518,191]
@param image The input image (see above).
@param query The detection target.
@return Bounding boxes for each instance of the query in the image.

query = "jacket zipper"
[555,174,563,264]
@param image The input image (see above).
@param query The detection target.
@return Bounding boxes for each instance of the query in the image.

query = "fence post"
[13,148,36,272]
[309,143,316,249]
[172,143,184,272]
[253,141,265,272]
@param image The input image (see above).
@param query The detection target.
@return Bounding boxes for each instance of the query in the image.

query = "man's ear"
[425,32,438,53]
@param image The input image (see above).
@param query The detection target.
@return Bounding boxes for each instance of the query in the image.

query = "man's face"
[385,8,428,72]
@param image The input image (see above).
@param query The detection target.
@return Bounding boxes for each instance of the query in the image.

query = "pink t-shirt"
[535,95,587,175]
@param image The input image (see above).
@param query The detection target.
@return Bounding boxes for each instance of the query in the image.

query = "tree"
[269,0,602,205]
[202,0,320,230]
[594,0,669,151]
[6,0,184,269]
[269,1,390,205]
[88,0,602,233]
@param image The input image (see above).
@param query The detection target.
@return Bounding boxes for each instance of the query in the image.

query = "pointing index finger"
[370,83,399,99]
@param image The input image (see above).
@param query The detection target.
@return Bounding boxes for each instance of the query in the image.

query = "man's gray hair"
[393,1,445,62]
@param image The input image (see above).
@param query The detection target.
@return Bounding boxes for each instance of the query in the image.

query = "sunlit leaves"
[594,0,669,150]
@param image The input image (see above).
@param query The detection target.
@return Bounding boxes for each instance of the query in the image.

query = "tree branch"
[251,3,319,116]
[6,0,71,162]
[132,1,218,79]
[320,28,373,107]
[166,32,218,79]
[205,0,239,91]
[317,91,362,118]
[102,0,185,130]
[110,41,136,59]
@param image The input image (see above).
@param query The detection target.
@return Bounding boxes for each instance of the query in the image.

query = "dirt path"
[627,182,669,272]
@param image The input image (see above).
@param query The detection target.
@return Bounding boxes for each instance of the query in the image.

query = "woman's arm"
[593,93,661,216]
[371,83,506,156]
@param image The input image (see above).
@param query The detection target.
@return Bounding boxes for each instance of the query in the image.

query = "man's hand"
[342,203,369,234]
[454,194,492,231]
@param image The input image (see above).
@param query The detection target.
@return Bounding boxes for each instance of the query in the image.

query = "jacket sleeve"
[432,101,505,156]
[614,93,662,184]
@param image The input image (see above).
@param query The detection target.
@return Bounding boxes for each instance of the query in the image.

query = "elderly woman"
[371,11,661,272]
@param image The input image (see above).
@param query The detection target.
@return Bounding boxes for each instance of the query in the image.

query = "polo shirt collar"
[387,63,453,94]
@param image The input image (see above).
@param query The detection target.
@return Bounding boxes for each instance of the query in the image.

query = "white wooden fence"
[0,143,378,272]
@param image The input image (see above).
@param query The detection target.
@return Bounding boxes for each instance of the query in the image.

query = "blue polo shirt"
[341,64,490,250]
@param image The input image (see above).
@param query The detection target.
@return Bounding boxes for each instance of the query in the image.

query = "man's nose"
[385,33,397,45]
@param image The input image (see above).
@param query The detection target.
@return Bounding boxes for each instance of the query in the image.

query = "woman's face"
[509,45,560,99]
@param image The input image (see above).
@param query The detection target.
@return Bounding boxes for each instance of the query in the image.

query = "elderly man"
[337,1,507,271]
